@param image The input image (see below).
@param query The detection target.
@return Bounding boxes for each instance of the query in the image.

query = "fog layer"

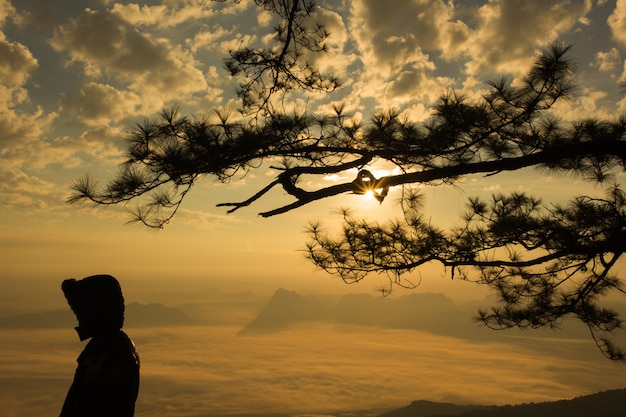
[1,324,623,417]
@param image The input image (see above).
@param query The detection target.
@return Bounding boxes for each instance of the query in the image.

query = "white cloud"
[219,33,257,54]
[49,9,208,103]
[303,6,354,77]
[0,168,60,211]
[0,3,50,149]
[465,0,593,77]
[0,20,58,204]
[0,86,54,146]
[108,0,251,27]
[0,168,54,195]
[592,47,621,72]
[552,87,612,120]
[257,8,273,27]
[49,9,173,77]
[0,14,56,153]
[348,0,461,110]
[0,33,37,87]
[351,0,471,67]
[350,0,430,76]
[71,125,127,160]
[0,0,16,26]
[110,3,200,28]
[608,0,626,46]
[109,0,253,28]
[187,24,234,53]
[58,82,144,127]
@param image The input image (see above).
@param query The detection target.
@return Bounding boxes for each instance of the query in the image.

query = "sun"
[362,188,388,204]
[364,189,376,200]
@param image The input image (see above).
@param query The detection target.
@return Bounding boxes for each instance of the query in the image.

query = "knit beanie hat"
[62,274,125,340]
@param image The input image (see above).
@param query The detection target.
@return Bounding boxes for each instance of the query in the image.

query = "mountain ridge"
[238,288,605,343]
[4,288,626,348]
[379,388,626,417]
[0,302,197,328]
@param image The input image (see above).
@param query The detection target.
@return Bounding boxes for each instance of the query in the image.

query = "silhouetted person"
[60,274,140,417]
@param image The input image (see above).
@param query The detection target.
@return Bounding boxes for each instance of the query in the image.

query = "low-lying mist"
[1,322,624,417]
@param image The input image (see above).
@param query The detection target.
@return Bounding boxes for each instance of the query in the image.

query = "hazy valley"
[1,288,625,416]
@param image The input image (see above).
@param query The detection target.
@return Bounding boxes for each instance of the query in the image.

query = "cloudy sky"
[2,0,626,414]
[4,0,626,299]
[2,0,626,295]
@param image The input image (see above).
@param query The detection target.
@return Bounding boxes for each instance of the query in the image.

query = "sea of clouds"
[1,323,624,417]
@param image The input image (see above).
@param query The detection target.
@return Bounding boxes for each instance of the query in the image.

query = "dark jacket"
[60,330,140,417]
[60,275,140,417]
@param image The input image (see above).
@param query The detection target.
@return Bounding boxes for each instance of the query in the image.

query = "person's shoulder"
[111,330,140,366]
[116,330,135,346]
[114,330,137,351]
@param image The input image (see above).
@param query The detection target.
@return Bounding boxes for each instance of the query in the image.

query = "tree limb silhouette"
[68,39,626,360]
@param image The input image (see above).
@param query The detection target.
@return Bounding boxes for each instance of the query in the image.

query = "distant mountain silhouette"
[0,309,75,329]
[238,288,333,334]
[239,289,497,340]
[0,302,196,329]
[334,292,481,337]
[177,290,267,326]
[379,388,626,417]
[125,302,198,327]
[239,289,623,343]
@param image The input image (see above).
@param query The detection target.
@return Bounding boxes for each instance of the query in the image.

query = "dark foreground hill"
[170,389,626,417]
[380,388,626,417]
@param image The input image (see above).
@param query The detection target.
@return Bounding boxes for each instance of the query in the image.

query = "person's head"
[62,274,125,340]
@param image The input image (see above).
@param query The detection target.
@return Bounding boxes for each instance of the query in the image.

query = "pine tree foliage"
[68,1,626,360]
[214,0,341,114]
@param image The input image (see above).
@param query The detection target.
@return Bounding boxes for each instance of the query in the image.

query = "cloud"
[348,0,462,110]
[351,0,471,68]
[257,7,273,27]
[219,32,257,54]
[187,24,234,53]
[105,0,251,28]
[0,169,59,211]
[0,34,37,87]
[0,0,17,26]
[350,0,434,76]
[592,47,621,72]
[0,4,63,203]
[302,6,355,78]
[552,87,612,120]
[175,208,240,229]
[1,325,625,417]
[49,8,208,103]
[55,125,128,164]
[58,82,143,127]
[110,2,213,28]
[0,91,55,148]
[0,4,51,148]
[608,0,626,46]
[465,0,592,77]
[50,9,152,75]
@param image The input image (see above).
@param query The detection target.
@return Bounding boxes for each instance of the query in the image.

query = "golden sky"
[3,0,626,295]
[1,0,626,413]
